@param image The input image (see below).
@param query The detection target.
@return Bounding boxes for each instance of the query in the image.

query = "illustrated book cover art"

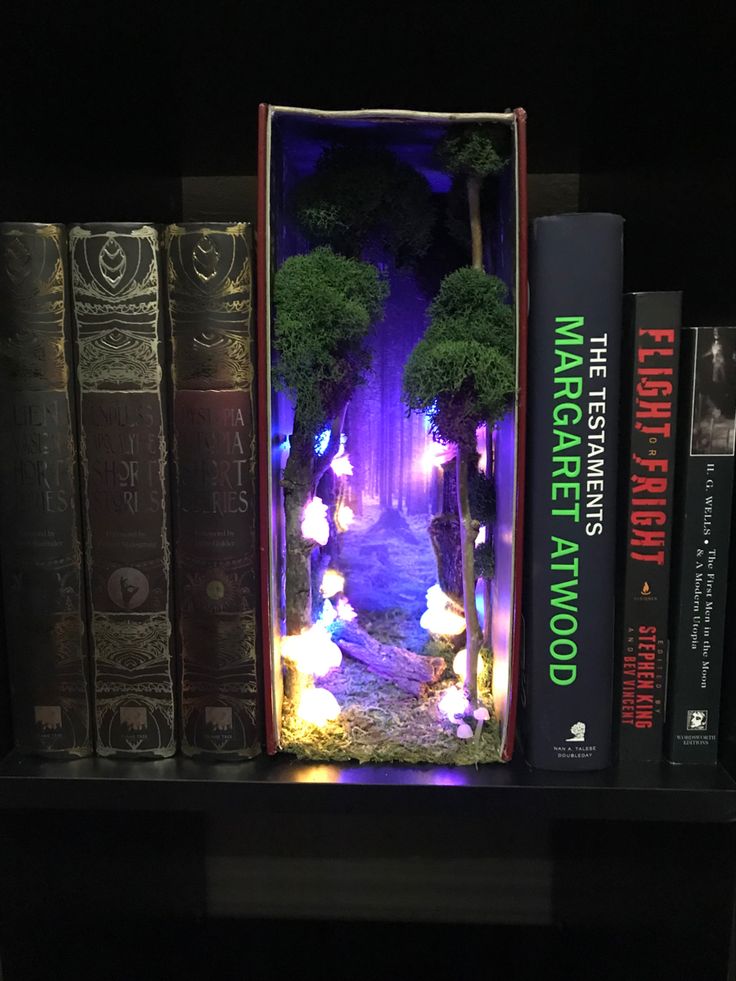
[0,222,92,757]
[258,106,528,764]
[70,222,176,758]
[522,213,624,771]
[165,221,260,758]
[666,325,736,764]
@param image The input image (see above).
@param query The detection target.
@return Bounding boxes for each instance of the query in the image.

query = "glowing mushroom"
[456,722,473,740]
[473,705,491,744]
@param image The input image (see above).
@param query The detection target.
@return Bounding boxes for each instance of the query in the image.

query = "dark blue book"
[522,213,624,770]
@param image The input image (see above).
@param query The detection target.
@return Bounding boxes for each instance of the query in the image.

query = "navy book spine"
[522,213,624,770]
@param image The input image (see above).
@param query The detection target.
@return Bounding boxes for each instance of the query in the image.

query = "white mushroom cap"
[473,707,491,722]
[457,723,473,739]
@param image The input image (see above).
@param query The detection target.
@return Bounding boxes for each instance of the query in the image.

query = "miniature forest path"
[336,500,438,655]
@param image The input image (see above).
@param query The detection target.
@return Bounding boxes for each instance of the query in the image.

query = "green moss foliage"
[293,145,435,265]
[438,123,511,179]
[273,247,388,442]
[403,268,515,447]
[280,655,501,765]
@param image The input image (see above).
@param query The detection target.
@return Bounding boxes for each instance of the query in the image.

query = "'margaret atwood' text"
[547,316,610,687]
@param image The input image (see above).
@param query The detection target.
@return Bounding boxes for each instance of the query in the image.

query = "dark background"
[1,0,735,321]
[1,2,736,979]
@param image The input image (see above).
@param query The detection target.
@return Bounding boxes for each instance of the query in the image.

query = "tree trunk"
[335,621,446,697]
[429,513,463,607]
[457,440,482,706]
[467,174,483,271]
[282,425,315,683]
[312,403,347,493]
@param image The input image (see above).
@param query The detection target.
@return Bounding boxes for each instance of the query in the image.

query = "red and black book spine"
[165,222,260,758]
[665,326,736,764]
[616,292,682,762]
[70,222,176,758]
[522,213,624,770]
[0,222,92,757]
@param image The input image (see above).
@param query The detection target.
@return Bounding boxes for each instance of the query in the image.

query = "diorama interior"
[262,108,524,764]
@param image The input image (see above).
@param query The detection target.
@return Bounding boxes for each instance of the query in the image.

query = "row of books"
[522,213,732,768]
[0,212,731,770]
[0,221,259,759]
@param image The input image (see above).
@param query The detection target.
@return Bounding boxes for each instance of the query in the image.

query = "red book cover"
[165,222,260,758]
[616,291,682,762]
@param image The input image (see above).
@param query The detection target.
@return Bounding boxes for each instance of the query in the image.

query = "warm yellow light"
[336,504,355,532]
[452,648,484,681]
[282,624,342,678]
[321,569,345,598]
[296,688,341,726]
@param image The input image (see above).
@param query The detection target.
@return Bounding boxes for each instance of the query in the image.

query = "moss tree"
[403,268,515,705]
[438,125,510,271]
[274,247,387,635]
[293,145,435,266]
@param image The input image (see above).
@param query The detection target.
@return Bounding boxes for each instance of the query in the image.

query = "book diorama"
[258,106,528,764]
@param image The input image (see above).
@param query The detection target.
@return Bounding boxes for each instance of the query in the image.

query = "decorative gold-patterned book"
[0,222,92,757]
[165,222,260,758]
[69,222,175,757]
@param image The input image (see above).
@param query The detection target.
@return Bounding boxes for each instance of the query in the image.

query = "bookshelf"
[2,3,736,979]
[1,749,736,822]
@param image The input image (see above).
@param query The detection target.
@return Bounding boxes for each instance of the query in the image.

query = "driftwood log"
[334,620,446,697]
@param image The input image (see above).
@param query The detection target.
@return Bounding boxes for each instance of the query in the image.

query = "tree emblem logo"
[566,721,586,742]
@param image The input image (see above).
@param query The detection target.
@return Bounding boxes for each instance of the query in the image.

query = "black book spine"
[165,222,260,759]
[522,213,624,770]
[616,292,682,762]
[665,326,736,764]
[70,222,176,758]
[0,222,92,756]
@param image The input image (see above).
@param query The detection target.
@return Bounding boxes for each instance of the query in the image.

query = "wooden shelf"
[1,749,735,823]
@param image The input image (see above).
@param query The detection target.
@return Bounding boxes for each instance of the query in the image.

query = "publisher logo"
[687,710,708,732]
[205,706,233,750]
[108,567,149,610]
[635,580,656,603]
[120,706,149,751]
[34,705,62,731]
[566,721,586,742]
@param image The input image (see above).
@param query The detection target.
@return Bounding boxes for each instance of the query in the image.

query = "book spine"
[0,223,92,757]
[523,213,624,770]
[616,292,682,762]
[665,326,736,764]
[70,222,175,758]
[165,222,260,758]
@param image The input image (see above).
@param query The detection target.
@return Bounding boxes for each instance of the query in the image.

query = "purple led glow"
[490,411,516,719]
[269,109,518,761]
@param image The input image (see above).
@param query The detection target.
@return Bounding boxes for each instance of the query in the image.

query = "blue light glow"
[315,428,331,455]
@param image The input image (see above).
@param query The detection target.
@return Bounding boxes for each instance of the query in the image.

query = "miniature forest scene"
[267,111,521,764]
